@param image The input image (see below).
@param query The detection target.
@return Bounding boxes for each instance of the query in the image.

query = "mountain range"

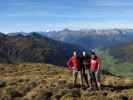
[40,29,133,49]
[0,29,133,99]
[7,29,133,50]
[1,28,133,65]
[0,32,82,66]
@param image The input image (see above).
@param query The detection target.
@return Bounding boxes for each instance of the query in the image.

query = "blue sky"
[0,0,133,33]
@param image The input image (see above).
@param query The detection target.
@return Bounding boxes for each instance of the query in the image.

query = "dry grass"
[0,63,133,100]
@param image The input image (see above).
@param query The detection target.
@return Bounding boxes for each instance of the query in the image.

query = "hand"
[95,70,99,74]
[68,66,72,70]
[72,67,76,70]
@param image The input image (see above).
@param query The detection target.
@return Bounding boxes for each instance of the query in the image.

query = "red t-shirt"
[90,58,99,72]
[67,56,80,70]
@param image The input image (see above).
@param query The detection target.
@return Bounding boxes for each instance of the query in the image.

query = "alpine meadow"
[0,0,133,100]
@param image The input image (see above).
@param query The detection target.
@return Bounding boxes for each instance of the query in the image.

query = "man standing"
[67,51,82,86]
[80,51,91,88]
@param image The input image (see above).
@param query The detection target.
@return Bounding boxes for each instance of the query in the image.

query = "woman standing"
[90,52,101,90]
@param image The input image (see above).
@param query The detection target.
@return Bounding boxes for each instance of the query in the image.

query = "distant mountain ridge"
[40,28,133,49]
[2,29,133,66]
[7,29,133,49]
[0,32,83,66]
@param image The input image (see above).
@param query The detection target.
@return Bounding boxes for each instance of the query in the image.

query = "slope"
[0,63,132,100]
[0,32,83,66]
[109,42,133,63]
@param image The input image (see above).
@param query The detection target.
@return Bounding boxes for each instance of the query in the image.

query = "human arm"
[67,57,73,70]
[96,57,101,73]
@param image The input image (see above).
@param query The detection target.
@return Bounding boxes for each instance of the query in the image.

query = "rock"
[10,90,23,98]
[119,96,129,100]
[64,88,81,97]
[0,80,6,87]
[102,91,108,96]
[35,90,53,100]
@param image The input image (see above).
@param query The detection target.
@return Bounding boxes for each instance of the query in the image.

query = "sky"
[0,0,133,33]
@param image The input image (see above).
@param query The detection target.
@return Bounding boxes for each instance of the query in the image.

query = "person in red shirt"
[90,52,101,90]
[67,51,82,86]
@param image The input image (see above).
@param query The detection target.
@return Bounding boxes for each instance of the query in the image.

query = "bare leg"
[73,70,78,86]
[95,71,101,89]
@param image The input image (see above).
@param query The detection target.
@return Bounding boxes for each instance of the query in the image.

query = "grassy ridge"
[0,63,133,100]
[96,49,133,79]
[110,42,133,62]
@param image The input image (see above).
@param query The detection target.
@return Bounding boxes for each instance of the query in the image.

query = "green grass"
[95,49,133,79]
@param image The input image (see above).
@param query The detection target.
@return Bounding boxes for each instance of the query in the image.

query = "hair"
[86,53,91,59]
[91,52,96,56]
[91,52,97,59]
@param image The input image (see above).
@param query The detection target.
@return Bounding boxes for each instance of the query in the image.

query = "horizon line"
[1,27,133,34]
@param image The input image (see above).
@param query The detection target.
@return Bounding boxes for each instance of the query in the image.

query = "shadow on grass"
[68,83,133,92]
[102,84,133,92]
